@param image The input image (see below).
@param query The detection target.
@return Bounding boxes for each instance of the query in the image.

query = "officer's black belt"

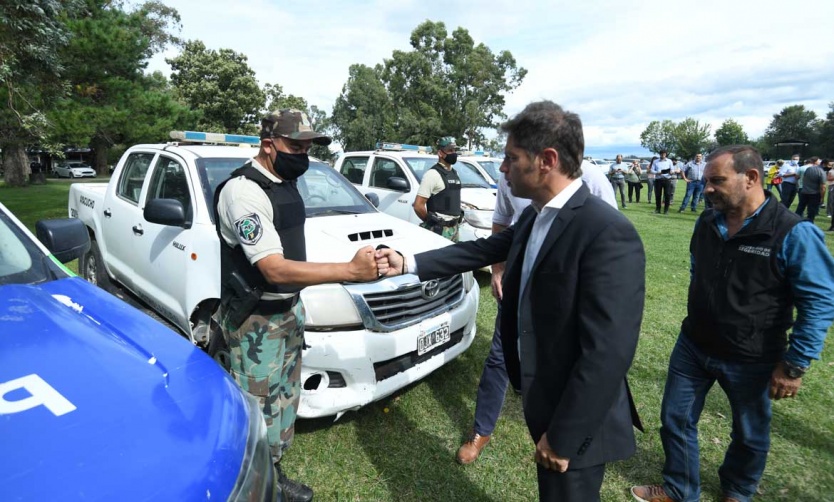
[254,294,300,314]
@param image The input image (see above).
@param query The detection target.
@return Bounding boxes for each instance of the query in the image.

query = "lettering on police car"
[234,213,263,245]
[0,374,76,417]
[172,241,185,251]
[79,195,95,209]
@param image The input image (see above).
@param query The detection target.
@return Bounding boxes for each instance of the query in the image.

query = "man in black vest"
[215,109,378,502]
[632,145,834,502]
[413,136,463,241]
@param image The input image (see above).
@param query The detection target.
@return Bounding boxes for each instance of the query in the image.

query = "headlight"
[462,209,494,230]
[301,284,363,330]
[463,271,475,292]
[228,392,278,502]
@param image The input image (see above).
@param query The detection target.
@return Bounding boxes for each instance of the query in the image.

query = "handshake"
[346,245,407,281]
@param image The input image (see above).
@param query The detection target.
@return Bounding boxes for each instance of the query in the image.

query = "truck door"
[366,157,418,223]
[128,154,195,330]
[103,152,158,288]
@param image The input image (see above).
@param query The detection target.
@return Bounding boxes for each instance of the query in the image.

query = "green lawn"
[2,180,833,501]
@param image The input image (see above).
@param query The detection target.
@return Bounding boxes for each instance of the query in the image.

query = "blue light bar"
[169,131,260,145]
[375,141,432,153]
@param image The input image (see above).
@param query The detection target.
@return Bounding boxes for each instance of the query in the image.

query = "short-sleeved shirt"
[609,162,629,181]
[686,161,706,181]
[416,165,450,198]
[651,158,674,178]
[493,176,531,227]
[778,163,798,184]
[217,158,285,265]
[800,165,825,194]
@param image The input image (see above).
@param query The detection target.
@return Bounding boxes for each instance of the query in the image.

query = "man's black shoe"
[678,208,684,213]
[654,209,661,214]
[663,209,668,214]
[275,462,313,502]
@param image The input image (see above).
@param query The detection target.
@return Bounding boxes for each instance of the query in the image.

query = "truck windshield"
[404,157,492,188]
[0,208,66,286]
[196,160,377,223]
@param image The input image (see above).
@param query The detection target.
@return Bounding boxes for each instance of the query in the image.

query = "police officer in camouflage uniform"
[215,109,378,502]
[413,136,463,241]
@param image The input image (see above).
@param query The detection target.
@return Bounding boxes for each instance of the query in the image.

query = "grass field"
[2,179,833,501]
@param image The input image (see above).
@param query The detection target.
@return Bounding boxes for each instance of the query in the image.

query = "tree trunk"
[91,136,110,176]
[2,144,31,187]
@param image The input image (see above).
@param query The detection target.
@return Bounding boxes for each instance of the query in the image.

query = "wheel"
[79,238,112,291]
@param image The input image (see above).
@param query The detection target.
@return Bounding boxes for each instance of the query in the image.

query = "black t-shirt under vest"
[214,164,306,296]
[681,193,801,363]
[426,163,462,217]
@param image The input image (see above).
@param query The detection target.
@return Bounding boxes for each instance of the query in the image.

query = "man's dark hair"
[706,145,763,179]
[806,156,819,164]
[659,150,668,155]
[500,100,584,179]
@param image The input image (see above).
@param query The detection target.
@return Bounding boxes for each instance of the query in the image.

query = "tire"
[79,238,112,291]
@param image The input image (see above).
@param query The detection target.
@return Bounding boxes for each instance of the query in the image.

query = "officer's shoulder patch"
[234,213,263,245]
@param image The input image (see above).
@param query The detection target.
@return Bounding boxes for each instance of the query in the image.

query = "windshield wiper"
[462,183,489,188]
[309,209,365,217]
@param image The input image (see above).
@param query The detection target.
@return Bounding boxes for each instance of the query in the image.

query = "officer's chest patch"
[234,213,263,245]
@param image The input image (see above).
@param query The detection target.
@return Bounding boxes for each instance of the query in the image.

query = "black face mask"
[444,153,458,165]
[273,150,309,181]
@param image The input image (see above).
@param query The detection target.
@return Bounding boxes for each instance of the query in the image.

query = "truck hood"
[304,212,454,262]
[0,278,247,501]
[461,187,497,210]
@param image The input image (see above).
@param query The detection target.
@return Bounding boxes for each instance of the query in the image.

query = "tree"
[49,0,188,174]
[714,119,749,146]
[0,0,82,186]
[674,118,712,160]
[639,120,678,155]
[332,21,526,150]
[761,104,822,157]
[814,102,834,157]
[167,40,265,134]
[331,64,395,151]
[262,83,308,114]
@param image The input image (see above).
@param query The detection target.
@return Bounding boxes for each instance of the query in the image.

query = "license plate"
[417,322,451,356]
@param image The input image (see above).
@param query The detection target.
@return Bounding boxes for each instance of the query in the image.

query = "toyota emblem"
[420,280,441,300]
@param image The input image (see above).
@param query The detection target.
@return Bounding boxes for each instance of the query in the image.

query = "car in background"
[53,161,97,179]
[457,154,502,187]
[0,202,279,502]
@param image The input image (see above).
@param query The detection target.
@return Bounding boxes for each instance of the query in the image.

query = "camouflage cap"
[437,136,457,149]
[260,109,332,146]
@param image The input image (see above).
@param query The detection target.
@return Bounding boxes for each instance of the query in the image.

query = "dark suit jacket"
[416,183,646,469]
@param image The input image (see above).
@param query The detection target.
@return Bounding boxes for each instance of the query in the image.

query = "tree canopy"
[332,20,526,151]
[714,119,749,146]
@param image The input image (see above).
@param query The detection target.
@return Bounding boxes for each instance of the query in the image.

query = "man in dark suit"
[376,101,646,501]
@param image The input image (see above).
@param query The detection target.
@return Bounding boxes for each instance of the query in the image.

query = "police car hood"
[461,187,497,210]
[0,278,247,501]
[305,211,453,262]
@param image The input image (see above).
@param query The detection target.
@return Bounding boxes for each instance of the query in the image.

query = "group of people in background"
[768,154,834,230]
[606,152,834,231]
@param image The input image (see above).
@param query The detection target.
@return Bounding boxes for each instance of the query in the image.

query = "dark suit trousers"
[537,463,605,502]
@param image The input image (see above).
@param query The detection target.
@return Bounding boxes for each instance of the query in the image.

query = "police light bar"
[169,131,261,146]
[375,141,432,154]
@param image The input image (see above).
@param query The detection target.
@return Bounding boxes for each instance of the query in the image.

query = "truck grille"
[362,275,464,329]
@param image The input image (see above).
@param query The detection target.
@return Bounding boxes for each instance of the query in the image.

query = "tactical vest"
[681,194,801,363]
[214,164,306,296]
[426,163,462,217]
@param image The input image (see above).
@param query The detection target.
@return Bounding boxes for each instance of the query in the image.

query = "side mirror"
[144,198,190,228]
[364,192,380,208]
[386,176,409,192]
[35,218,91,263]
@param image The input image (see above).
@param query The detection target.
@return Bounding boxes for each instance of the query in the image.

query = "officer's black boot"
[275,462,313,502]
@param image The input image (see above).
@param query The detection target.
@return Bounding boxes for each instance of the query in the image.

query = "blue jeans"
[660,335,774,502]
[473,304,509,436]
[679,180,704,211]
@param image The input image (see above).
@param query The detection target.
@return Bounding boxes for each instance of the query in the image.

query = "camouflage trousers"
[224,300,305,463]
[420,221,459,242]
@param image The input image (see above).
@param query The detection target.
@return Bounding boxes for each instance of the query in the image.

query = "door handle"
[132,225,144,236]
[103,209,112,218]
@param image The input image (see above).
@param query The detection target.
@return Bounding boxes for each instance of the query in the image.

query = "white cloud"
[146,0,834,152]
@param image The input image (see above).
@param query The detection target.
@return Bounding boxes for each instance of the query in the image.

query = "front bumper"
[458,222,491,243]
[297,283,479,418]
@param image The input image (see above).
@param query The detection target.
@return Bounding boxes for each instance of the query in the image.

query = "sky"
[146,0,834,159]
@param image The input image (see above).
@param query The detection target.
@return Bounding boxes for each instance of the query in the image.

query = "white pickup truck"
[69,132,479,419]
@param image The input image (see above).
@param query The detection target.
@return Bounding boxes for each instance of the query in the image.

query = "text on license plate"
[417,322,451,356]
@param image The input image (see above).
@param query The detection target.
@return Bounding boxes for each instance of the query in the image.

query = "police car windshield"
[404,157,491,188]
[474,160,501,182]
[197,159,376,223]
[0,207,66,285]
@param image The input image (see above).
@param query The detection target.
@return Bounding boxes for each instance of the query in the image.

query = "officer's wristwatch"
[783,361,807,379]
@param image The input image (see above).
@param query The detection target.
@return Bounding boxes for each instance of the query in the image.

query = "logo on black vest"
[737,245,771,257]
[234,213,263,245]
